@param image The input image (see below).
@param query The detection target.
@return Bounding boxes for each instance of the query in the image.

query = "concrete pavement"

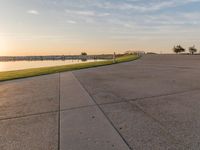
[1,54,200,149]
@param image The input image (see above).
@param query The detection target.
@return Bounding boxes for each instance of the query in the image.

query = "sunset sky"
[0,0,200,56]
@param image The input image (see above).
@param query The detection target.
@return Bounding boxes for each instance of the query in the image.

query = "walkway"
[1,54,200,149]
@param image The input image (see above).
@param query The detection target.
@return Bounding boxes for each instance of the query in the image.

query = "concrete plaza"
[1,54,200,150]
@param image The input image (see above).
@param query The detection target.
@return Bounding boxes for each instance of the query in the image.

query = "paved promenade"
[1,55,200,150]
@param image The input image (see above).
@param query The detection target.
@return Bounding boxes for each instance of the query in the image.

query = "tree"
[189,45,197,55]
[173,45,185,54]
[81,52,87,56]
[81,52,87,61]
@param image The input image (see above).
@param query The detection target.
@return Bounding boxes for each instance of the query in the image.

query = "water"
[0,59,104,72]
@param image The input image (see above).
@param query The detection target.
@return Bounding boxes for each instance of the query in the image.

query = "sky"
[0,0,200,56]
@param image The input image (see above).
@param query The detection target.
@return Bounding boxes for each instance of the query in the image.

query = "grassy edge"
[0,55,140,82]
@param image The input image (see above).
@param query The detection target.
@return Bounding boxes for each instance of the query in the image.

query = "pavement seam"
[139,64,200,70]
[73,72,133,150]
[100,100,186,148]
[94,88,200,108]
[98,100,126,106]
[58,73,61,150]
[127,88,200,102]
[128,101,187,148]
[0,110,59,122]
[2,87,196,123]
[60,104,96,112]
[0,104,96,122]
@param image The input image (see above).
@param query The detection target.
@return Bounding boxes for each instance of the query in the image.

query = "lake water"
[0,59,104,72]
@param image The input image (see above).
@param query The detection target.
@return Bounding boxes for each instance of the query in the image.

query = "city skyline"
[0,0,200,56]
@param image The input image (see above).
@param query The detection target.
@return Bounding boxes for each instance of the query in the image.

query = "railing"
[0,55,114,62]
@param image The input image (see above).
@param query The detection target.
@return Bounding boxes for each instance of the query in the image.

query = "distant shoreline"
[0,54,114,62]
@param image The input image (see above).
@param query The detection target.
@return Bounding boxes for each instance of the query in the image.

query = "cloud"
[27,10,39,15]
[94,0,200,12]
[98,13,110,17]
[67,20,77,24]
[65,9,110,17]
[65,9,95,16]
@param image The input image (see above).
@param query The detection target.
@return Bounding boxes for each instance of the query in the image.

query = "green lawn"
[0,54,139,82]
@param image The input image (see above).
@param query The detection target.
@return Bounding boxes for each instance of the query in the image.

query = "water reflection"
[0,59,103,72]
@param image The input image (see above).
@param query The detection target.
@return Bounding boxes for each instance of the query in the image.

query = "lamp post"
[113,52,116,63]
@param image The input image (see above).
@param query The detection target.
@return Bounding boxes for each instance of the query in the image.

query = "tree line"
[173,45,198,54]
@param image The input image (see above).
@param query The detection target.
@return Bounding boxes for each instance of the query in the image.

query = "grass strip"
[0,54,139,82]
